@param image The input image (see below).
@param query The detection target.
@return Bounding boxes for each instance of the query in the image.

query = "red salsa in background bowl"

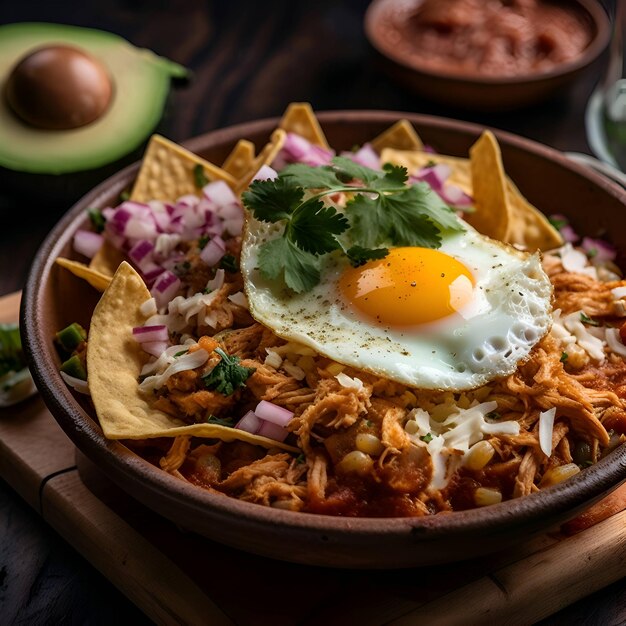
[365,0,610,110]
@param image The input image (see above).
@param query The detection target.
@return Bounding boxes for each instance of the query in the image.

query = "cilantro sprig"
[202,348,255,396]
[242,157,462,292]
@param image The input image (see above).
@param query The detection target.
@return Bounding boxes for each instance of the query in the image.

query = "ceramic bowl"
[364,0,611,111]
[21,111,626,568]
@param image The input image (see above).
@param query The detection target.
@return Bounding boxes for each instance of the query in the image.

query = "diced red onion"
[257,419,289,442]
[140,340,169,358]
[200,235,226,266]
[281,132,334,166]
[254,400,294,427]
[203,180,238,207]
[125,216,158,240]
[341,143,380,170]
[235,410,262,434]
[128,239,155,270]
[581,236,616,263]
[253,165,278,182]
[141,262,165,285]
[423,145,436,154]
[151,270,181,309]
[73,230,104,259]
[223,215,244,237]
[439,184,473,208]
[132,324,169,343]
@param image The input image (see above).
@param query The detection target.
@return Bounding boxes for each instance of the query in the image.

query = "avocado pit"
[4,44,113,130]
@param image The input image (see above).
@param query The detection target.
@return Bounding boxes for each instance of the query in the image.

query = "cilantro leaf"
[202,348,255,396]
[219,254,239,273]
[346,245,389,267]
[580,312,599,327]
[88,208,106,233]
[347,190,440,248]
[420,433,433,443]
[279,163,340,189]
[372,162,409,189]
[330,156,382,184]
[258,237,321,293]
[288,199,349,254]
[206,414,236,427]
[242,177,305,222]
[194,164,209,189]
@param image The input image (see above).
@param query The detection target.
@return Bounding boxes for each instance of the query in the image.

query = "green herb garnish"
[296,453,306,464]
[560,351,569,363]
[486,411,501,420]
[0,324,24,378]
[548,216,568,231]
[88,208,106,233]
[219,254,239,273]
[242,158,462,293]
[198,235,209,250]
[580,312,599,327]
[586,247,598,259]
[194,164,209,189]
[174,349,189,358]
[119,190,131,202]
[206,414,235,427]
[202,348,255,396]
[420,433,434,443]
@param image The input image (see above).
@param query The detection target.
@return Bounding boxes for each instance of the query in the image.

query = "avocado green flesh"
[0,23,188,174]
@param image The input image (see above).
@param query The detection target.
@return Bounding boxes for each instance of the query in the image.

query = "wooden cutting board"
[1,291,625,626]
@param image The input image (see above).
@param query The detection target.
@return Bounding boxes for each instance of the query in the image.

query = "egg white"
[240,216,553,391]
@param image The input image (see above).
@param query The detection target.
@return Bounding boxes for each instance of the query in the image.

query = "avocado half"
[0,22,188,176]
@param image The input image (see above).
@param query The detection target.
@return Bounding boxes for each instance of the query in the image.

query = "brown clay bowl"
[364,0,611,111]
[21,111,626,568]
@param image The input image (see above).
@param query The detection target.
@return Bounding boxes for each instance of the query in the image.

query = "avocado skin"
[0,23,188,187]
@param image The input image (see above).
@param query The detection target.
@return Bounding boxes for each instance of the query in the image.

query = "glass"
[586,0,626,170]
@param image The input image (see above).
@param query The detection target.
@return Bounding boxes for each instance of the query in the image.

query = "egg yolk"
[339,247,475,327]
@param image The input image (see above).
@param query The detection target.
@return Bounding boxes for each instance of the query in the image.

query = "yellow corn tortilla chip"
[278,102,330,149]
[130,135,236,202]
[235,128,286,194]
[382,143,562,251]
[88,241,125,277]
[381,148,472,194]
[469,131,512,241]
[372,120,423,153]
[222,139,256,179]
[56,258,112,292]
[505,180,564,250]
[87,262,297,452]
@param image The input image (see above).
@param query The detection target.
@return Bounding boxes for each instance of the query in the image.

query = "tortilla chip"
[468,131,512,241]
[381,148,472,194]
[130,135,236,202]
[505,180,564,250]
[278,102,329,149]
[88,262,297,451]
[56,258,112,292]
[372,120,423,153]
[88,241,125,277]
[235,128,287,193]
[222,139,256,179]
[382,143,562,251]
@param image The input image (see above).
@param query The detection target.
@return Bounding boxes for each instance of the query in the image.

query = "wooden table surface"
[1,1,624,624]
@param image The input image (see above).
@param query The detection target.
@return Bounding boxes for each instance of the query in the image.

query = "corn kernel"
[540,463,580,487]
[356,433,384,456]
[474,487,502,507]
[465,440,495,471]
[326,362,345,376]
[337,450,373,476]
[297,355,316,373]
[400,391,417,407]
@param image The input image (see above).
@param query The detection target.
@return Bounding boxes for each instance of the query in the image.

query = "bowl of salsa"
[365,0,611,110]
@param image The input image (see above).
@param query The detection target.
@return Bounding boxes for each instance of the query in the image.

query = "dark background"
[1,1,625,623]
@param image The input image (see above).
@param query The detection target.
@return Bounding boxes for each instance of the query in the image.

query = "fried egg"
[240,216,552,390]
